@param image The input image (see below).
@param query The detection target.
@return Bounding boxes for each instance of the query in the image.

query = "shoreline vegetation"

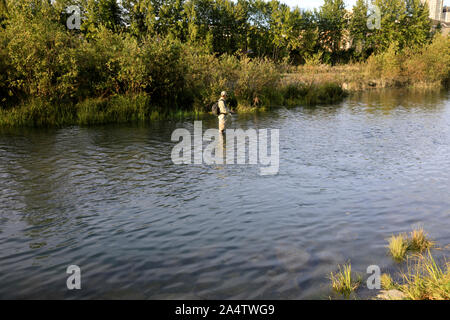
[329,227,450,300]
[0,0,449,127]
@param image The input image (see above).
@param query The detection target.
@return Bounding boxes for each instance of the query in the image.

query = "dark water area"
[1,89,449,299]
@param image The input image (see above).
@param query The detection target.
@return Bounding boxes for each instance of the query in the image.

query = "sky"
[281,0,450,10]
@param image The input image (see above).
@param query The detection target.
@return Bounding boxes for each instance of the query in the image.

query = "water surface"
[1,89,450,299]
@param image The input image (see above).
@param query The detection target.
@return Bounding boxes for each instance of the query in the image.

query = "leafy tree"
[402,0,431,48]
[82,0,124,39]
[349,0,372,60]
[122,0,153,37]
[372,0,431,53]
[372,0,406,52]
[3,0,80,100]
[233,0,250,53]
[268,0,291,60]
[317,0,347,59]
[248,0,273,58]
[0,0,8,16]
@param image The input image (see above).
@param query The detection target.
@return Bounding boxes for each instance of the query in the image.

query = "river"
[1,88,449,299]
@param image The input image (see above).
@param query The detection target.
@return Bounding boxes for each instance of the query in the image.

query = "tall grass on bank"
[381,229,447,300]
[379,252,450,300]
[0,99,77,127]
[400,252,450,300]
[331,229,448,300]
[0,83,346,127]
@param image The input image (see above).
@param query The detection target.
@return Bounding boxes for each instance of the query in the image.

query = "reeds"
[330,263,361,296]
[389,234,409,261]
[388,227,435,261]
[379,229,448,300]
[0,82,347,127]
[397,252,449,300]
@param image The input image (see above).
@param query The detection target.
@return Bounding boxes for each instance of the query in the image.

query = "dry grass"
[282,64,366,90]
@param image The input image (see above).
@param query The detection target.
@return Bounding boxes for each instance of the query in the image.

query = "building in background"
[423,0,450,34]
[443,6,450,23]
[424,0,443,20]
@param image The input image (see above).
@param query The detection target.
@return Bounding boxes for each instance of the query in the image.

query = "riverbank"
[2,35,448,127]
[1,6,449,128]
[2,76,448,128]
[0,82,348,127]
[284,34,450,92]
[284,65,446,92]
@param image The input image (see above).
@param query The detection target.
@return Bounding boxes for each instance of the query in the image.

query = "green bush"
[366,35,450,87]
[235,57,282,107]
[405,34,450,85]
[4,1,79,101]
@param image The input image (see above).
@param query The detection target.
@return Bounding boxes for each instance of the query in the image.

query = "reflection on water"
[0,89,450,299]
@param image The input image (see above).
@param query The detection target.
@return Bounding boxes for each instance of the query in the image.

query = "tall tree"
[122,0,153,36]
[82,0,123,38]
[372,0,406,52]
[402,0,431,48]
[317,0,347,55]
[349,0,371,59]
[234,0,250,53]
[287,8,318,63]
[248,0,273,58]
[372,0,431,53]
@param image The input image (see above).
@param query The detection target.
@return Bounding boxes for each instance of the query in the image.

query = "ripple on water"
[0,90,450,298]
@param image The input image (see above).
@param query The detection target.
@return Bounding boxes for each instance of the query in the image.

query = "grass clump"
[389,234,409,261]
[380,273,396,290]
[399,252,450,300]
[388,227,435,261]
[408,228,435,252]
[380,230,449,300]
[330,263,361,296]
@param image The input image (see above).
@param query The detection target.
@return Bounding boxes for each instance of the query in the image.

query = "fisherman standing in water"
[218,91,232,134]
